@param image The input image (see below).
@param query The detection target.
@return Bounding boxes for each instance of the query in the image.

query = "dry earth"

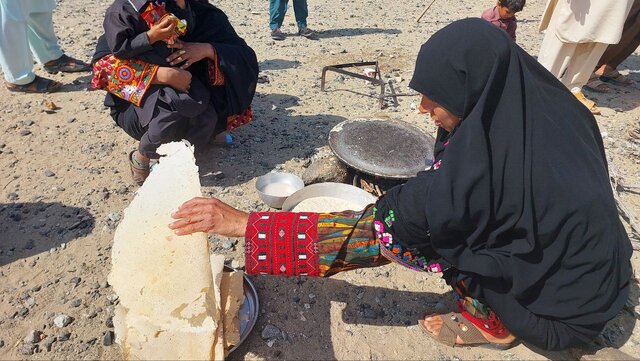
[1,0,639,360]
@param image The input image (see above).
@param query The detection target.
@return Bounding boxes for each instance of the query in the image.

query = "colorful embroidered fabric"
[226,107,252,131]
[316,207,388,277]
[373,206,448,273]
[245,212,320,276]
[244,208,388,277]
[91,55,159,106]
[453,280,509,338]
[207,53,225,86]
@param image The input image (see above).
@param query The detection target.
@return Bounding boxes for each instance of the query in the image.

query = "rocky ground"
[1,0,639,360]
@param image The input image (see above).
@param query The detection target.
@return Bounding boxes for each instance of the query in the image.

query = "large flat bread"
[110,142,220,360]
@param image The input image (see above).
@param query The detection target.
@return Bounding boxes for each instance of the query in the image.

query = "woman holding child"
[92,0,258,185]
[170,19,632,351]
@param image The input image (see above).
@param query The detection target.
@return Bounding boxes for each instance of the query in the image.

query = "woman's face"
[419,95,461,132]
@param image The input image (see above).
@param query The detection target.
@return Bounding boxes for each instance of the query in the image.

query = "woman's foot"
[5,75,62,93]
[421,313,516,348]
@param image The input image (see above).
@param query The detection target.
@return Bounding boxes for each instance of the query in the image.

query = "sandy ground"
[1,0,639,359]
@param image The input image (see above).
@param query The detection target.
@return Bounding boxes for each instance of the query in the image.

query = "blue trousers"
[269,0,308,30]
[0,0,63,84]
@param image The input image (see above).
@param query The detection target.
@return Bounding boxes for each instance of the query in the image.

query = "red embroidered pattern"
[227,106,253,131]
[245,212,320,276]
[91,55,159,106]
[207,51,225,86]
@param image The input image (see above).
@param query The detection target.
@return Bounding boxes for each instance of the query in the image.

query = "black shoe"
[271,28,286,41]
[298,27,316,38]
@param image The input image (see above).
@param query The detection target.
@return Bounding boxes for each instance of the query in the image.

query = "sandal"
[584,76,610,93]
[43,54,90,74]
[129,150,151,186]
[600,70,633,86]
[419,312,516,350]
[629,128,640,143]
[5,75,62,94]
[573,91,601,115]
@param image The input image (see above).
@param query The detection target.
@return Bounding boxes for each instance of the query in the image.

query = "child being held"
[481,0,525,41]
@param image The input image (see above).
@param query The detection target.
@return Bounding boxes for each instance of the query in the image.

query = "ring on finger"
[180,50,186,55]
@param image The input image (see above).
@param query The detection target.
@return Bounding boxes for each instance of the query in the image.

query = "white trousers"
[538,32,608,94]
[0,0,63,84]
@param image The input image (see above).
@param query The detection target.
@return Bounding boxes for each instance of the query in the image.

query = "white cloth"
[539,0,634,44]
[538,35,607,92]
[0,0,62,84]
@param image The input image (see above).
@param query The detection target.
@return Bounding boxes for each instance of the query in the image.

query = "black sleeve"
[104,11,153,59]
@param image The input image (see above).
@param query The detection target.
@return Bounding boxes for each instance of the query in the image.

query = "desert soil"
[1,0,639,360]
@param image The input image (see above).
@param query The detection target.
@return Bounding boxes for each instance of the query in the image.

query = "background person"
[0,0,90,93]
[269,0,315,41]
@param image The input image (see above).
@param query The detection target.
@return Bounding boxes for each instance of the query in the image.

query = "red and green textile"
[91,55,158,106]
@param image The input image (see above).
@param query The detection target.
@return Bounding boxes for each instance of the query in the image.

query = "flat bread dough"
[110,142,227,360]
[292,196,361,213]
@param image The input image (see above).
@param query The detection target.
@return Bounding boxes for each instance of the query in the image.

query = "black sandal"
[5,75,62,94]
[44,54,90,74]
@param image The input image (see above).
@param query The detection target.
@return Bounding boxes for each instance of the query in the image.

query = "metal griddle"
[329,119,435,179]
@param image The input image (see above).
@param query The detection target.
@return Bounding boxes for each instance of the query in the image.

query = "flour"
[292,196,362,213]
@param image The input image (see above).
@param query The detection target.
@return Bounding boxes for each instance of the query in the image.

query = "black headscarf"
[388,19,631,326]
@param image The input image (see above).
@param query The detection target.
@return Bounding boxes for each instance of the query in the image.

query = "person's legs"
[291,0,308,30]
[269,0,288,31]
[561,42,608,93]
[538,32,577,84]
[0,1,35,85]
[25,10,62,64]
[597,0,640,71]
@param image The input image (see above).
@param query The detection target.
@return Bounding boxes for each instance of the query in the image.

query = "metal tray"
[224,266,259,354]
[329,119,435,179]
[281,182,378,211]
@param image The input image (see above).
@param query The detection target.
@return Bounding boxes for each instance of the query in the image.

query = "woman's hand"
[169,197,249,237]
[166,40,215,69]
[153,67,192,92]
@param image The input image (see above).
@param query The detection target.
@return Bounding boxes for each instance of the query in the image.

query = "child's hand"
[146,15,176,44]
[154,67,192,93]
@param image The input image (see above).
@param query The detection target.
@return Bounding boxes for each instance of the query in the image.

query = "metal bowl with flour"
[282,182,377,212]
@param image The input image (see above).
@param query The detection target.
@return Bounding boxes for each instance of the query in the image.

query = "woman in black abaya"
[169,19,632,351]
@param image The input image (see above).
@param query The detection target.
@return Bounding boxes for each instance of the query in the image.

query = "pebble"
[19,129,32,136]
[69,277,81,287]
[24,119,35,126]
[107,212,121,223]
[20,343,37,355]
[44,170,55,177]
[24,330,42,344]
[107,294,119,304]
[71,299,82,308]
[67,117,76,123]
[103,331,114,346]
[18,307,29,317]
[58,332,71,342]
[0,340,4,348]
[213,171,225,179]
[53,314,72,328]
[261,324,282,340]
[105,316,114,328]
[7,192,18,201]
[43,336,56,352]
[222,240,234,250]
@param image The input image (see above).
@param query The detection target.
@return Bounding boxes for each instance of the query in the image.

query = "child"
[481,0,525,41]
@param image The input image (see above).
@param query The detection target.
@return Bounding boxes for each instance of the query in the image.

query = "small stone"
[25,297,36,307]
[105,316,114,328]
[69,277,81,287]
[222,240,234,250]
[106,294,119,304]
[261,324,282,340]
[304,303,311,309]
[302,155,349,185]
[58,332,71,342]
[24,119,35,126]
[7,192,18,201]
[19,129,32,136]
[103,331,114,346]
[43,336,56,352]
[18,307,29,317]
[100,281,109,289]
[107,212,121,223]
[0,339,4,348]
[67,117,76,123]
[44,170,55,177]
[91,282,101,289]
[308,293,316,299]
[71,299,82,308]
[20,343,37,355]
[53,314,72,328]
[24,330,42,344]
[31,285,41,292]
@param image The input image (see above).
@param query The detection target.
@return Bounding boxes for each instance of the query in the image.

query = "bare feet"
[422,314,516,346]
